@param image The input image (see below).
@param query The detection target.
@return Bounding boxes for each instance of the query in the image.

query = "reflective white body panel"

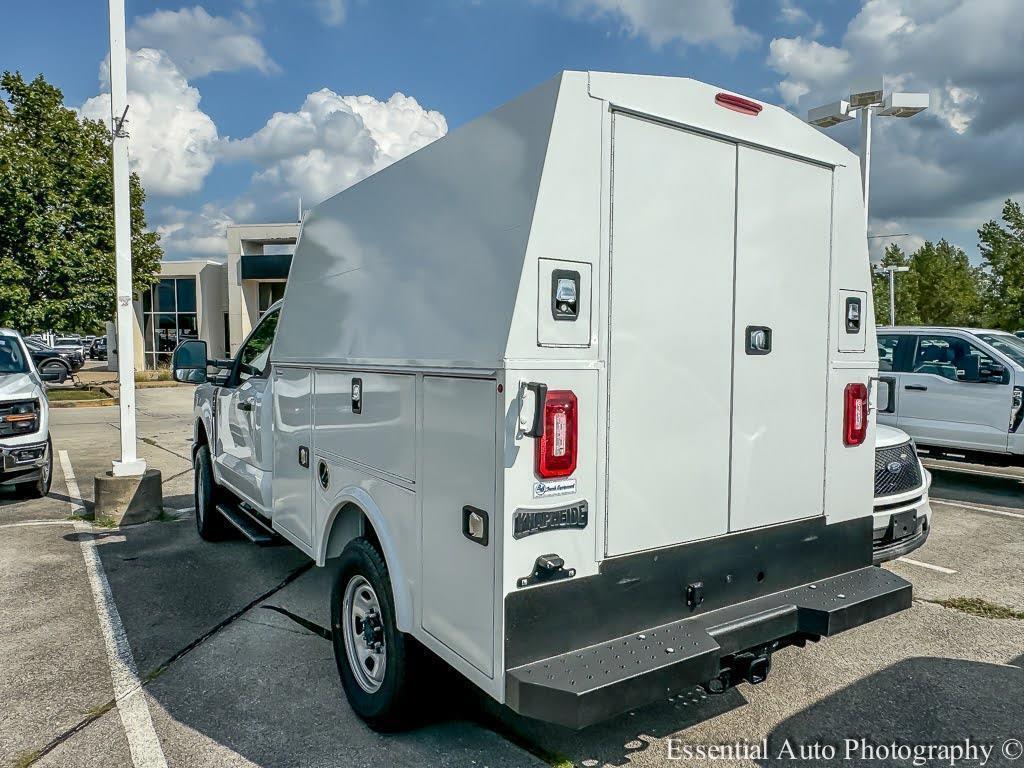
[192,71,877,705]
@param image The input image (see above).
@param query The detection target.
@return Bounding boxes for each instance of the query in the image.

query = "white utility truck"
[173,71,910,730]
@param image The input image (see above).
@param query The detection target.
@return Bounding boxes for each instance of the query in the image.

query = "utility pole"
[107,0,145,477]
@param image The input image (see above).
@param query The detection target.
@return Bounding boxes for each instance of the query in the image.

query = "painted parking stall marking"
[896,556,957,575]
[59,450,169,768]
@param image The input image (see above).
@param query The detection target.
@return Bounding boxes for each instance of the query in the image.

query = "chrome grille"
[874,441,923,498]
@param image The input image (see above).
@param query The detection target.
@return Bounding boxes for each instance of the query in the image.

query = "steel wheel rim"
[342,575,387,693]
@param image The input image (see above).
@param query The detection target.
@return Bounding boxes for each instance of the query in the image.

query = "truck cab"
[174,71,911,731]
[877,326,1024,461]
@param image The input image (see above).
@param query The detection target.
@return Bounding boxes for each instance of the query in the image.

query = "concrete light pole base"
[93,468,163,526]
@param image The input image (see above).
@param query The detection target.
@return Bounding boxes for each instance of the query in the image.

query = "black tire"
[332,538,421,731]
[22,436,53,499]
[40,360,69,384]
[194,444,227,540]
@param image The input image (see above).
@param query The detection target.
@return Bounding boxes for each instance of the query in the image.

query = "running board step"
[215,502,278,546]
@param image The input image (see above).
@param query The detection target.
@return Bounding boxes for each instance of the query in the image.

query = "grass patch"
[92,516,118,529]
[84,701,114,719]
[136,367,173,382]
[934,597,1024,620]
[12,749,41,768]
[47,388,107,402]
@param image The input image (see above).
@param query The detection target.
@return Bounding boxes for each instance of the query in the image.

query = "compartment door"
[729,147,833,531]
[271,367,314,549]
[605,114,736,556]
[421,377,496,676]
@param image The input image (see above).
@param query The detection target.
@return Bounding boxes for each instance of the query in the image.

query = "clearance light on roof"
[715,92,762,116]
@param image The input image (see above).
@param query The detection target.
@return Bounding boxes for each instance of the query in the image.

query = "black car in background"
[89,337,107,360]
[22,339,79,383]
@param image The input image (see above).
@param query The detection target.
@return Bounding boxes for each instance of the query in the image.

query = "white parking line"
[59,450,168,768]
[922,462,1023,481]
[931,497,1024,520]
[0,520,73,529]
[896,556,957,575]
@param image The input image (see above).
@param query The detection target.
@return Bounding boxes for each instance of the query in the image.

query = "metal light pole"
[808,81,928,326]
[107,0,146,477]
[807,80,929,233]
[875,265,910,326]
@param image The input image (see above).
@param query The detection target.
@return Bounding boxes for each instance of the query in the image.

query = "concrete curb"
[48,396,117,409]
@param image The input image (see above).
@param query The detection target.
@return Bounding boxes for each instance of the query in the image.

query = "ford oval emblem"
[886,460,903,474]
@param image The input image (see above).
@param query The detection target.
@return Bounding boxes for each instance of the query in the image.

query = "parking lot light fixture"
[807,82,930,234]
[874,265,911,326]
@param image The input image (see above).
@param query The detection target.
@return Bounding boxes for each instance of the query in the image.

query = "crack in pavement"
[19,560,314,766]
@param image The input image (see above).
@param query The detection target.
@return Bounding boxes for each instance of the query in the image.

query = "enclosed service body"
[187,71,910,728]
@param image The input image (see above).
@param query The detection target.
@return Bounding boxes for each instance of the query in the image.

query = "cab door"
[214,308,280,507]
[897,333,1012,452]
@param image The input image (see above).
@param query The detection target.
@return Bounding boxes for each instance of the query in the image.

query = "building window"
[258,282,286,317]
[142,278,198,368]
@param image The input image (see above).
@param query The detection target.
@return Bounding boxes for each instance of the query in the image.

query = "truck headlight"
[1,400,39,434]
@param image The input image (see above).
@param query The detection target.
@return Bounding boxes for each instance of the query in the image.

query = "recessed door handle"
[904,385,928,392]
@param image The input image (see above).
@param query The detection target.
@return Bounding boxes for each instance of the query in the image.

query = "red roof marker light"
[715,92,763,116]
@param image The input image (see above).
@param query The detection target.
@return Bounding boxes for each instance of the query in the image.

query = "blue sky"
[4,1,1022,261]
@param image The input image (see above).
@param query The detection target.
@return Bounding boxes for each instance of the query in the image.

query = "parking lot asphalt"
[1,388,1022,768]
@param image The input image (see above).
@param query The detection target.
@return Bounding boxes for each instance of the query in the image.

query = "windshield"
[975,332,1024,367]
[0,337,30,374]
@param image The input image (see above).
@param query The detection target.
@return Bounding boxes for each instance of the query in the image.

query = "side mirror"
[874,376,895,414]
[172,339,209,384]
[39,370,63,383]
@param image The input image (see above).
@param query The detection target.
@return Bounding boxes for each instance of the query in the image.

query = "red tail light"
[535,390,577,478]
[844,383,869,446]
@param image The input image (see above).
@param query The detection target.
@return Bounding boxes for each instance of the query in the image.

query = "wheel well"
[193,420,209,460]
[325,502,382,561]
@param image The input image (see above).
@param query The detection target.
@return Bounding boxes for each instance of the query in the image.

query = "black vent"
[874,441,923,498]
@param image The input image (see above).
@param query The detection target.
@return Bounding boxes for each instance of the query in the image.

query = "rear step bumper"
[505,566,911,729]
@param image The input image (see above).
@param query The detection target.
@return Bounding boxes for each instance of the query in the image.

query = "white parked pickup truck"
[0,329,58,498]
[872,425,932,564]
[877,326,1024,464]
[172,71,911,730]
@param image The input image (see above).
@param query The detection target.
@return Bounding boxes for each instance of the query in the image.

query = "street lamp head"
[807,100,854,127]
[878,91,930,118]
[849,77,884,108]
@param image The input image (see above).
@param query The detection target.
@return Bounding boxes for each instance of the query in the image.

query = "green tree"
[872,243,921,326]
[912,239,983,326]
[979,199,1024,331]
[0,72,161,333]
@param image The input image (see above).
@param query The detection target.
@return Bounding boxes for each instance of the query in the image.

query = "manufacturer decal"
[514,501,588,539]
[533,478,577,498]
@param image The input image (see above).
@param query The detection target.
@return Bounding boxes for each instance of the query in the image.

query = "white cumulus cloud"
[314,0,347,26]
[223,89,448,209]
[553,0,758,53]
[767,0,1024,239]
[128,6,277,79]
[80,48,218,197]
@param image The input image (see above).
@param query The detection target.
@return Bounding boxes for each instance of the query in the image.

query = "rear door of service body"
[605,114,833,557]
